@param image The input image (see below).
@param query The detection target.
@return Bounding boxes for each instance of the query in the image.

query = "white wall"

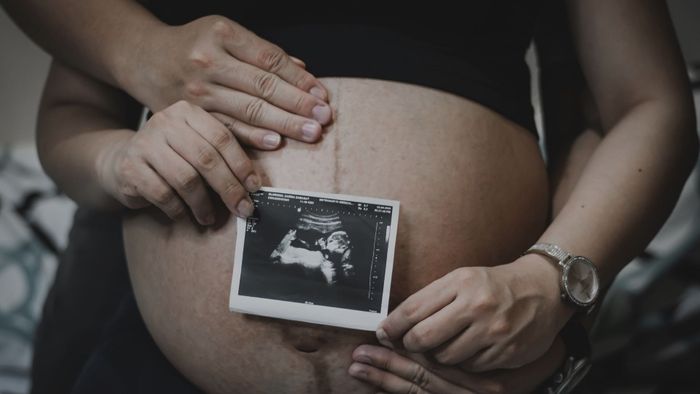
[0,8,51,144]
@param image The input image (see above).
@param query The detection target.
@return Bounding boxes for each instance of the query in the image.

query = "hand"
[98,100,259,224]
[376,256,573,372]
[348,337,566,394]
[126,15,333,150]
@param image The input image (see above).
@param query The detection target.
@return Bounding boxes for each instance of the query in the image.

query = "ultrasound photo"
[229,187,399,330]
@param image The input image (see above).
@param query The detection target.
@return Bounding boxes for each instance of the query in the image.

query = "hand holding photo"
[229,187,400,331]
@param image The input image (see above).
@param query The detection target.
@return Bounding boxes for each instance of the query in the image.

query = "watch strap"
[527,243,571,263]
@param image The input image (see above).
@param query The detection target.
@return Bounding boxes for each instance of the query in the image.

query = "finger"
[353,345,469,394]
[477,337,568,394]
[348,363,429,394]
[378,276,457,346]
[446,344,557,394]
[134,164,188,221]
[402,300,472,354]
[460,342,531,373]
[431,324,489,366]
[213,60,332,124]
[184,106,261,193]
[121,194,150,210]
[114,163,150,209]
[210,112,281,150]
[219,26,327,100]
[145,143,215,225]
[207,87,323,143]
[165,117,253,218]
[289,56,306,68]
[457,347,495,373]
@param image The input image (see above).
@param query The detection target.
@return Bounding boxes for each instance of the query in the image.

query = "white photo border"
[229,186,400,331]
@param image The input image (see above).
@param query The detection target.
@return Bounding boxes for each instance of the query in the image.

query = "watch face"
[563,257,599,306]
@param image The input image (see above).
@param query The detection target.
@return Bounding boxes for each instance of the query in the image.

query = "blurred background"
[0,2,699,394]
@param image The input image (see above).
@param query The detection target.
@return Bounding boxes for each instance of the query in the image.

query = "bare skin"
[36,63,562,392]
[26,9,338,225]
[122,78,549,393]
[29,1,697,392]
[2,0,333,148]
[373,0,698,381]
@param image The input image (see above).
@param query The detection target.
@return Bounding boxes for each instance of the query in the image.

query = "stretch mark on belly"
[331,79,342,194]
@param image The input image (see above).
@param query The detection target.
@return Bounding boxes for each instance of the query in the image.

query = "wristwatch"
[523,243,600,313]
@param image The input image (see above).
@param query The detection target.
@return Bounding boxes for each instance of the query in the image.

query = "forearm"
[533,100,697,321]
[522,0,700,327]
[546,101,697,280]
[37,61,141,210]
[1,0,163,94]
[39,120,134,210]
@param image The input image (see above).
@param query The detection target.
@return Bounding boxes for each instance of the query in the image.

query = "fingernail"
[237,199,254,217]
[262,133,280,149]
[376,329,393,348]
[348,363,368,379]
[312,104,332,124]
[354,354,372,364]
[310,86,326,100]
[244,174,261,192]
[302,122,321,141]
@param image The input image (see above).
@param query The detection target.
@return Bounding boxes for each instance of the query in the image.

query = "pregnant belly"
[123,78,549,393]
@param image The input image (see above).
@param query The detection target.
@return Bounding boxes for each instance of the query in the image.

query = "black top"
[144,3,545,135]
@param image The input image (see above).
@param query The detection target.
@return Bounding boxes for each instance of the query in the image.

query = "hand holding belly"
[98,100,262,224]
[131,15,333,148]
[374,254,568,373]
[347,337,566,394]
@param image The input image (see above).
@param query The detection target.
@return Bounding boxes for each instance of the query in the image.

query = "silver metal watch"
[524,243,600,313]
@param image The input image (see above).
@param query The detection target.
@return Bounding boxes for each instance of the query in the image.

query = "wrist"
[112,19,169,108]
[94,130,134,206]
[511,254,576,329]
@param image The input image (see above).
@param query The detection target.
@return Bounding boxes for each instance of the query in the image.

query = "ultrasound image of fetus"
[270,212,355,285]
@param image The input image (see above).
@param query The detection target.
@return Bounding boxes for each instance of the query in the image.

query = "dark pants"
[30,209,129,394]
[71,293,201,394]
